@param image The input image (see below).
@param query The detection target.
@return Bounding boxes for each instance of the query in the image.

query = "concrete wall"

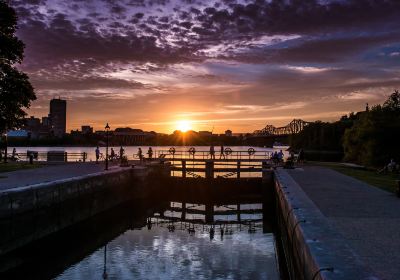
[0,165,169,256]
[273,169,378,280]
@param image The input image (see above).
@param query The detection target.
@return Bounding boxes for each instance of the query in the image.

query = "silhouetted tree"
[343,90,400,166]
[383,90,400,111]
[0,1,36,134]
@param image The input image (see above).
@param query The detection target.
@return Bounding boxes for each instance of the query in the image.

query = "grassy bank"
[312,162,399,193]
[0,162,42,174]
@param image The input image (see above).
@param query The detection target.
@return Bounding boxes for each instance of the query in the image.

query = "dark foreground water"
[1,199,281,280]
[55,203,279,280]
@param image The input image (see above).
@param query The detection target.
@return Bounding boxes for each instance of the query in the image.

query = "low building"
[198,131,212,137]
[81,125,93,134]
[42,116,51,126]
[26,116,41,127]
[113,127,149,144]
[24,116,51,139]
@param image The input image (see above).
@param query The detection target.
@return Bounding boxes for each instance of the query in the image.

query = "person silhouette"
[219,145,225,159]
[12,148,16,160]
[147,147,153,159]
[95,146,100,163]
[210,145,215,159]
[110,148,115,161]
[137,147,143,163]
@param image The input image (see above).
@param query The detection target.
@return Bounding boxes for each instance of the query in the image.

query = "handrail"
[8,151,88,162]
[155,149,274,160]
[5,148,278,162]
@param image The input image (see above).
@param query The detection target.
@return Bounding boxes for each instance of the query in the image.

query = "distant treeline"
[290,90,400,166]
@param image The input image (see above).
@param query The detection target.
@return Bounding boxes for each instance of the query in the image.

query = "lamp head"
[105,123,110,130]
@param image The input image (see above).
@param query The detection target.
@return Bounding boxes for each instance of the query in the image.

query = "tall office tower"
[49,98,67,137]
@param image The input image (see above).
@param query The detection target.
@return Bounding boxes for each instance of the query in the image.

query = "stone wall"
[0,165,169,256]
[274,169,377,280]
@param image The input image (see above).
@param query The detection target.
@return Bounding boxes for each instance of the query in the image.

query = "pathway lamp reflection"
[4,130,8,164]
[102,244,108,279]
[105,123,110,170]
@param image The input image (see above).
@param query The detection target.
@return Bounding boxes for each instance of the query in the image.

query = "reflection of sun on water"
[176,120,192,132]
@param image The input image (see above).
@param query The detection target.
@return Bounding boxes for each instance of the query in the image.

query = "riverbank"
[309,161,399,193]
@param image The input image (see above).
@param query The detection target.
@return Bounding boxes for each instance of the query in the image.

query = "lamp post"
[105,123,110,170]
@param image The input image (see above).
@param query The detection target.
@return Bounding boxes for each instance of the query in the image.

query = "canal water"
[56,202,280,280]
[1,200,282,279]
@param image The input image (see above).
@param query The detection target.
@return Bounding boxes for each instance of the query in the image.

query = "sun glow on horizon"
[176,120,192,132]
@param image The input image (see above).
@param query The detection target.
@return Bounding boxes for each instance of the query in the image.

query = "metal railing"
[155,148,274,161]
[7,152,88,162]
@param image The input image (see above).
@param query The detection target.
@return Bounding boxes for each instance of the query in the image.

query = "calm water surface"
[56,203,280,280]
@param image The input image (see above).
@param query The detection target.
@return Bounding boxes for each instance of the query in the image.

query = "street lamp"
[105,123,110,170]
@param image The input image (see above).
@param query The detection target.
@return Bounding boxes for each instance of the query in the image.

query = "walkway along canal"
[0,159,378,279]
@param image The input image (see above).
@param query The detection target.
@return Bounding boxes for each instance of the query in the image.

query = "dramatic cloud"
[10,0,400,132]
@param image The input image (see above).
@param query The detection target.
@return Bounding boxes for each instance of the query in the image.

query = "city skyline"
[12,0,400,133]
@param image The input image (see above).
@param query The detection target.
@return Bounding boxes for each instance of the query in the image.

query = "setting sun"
[176,120,192,132]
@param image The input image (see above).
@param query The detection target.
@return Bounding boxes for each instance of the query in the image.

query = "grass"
[0,162,42,174]
[310,162,399,193]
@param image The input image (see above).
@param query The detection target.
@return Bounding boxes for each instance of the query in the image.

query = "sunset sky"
[12,0,400,133]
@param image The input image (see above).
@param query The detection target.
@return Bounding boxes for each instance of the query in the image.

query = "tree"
[383,90,400,111]
[343,90,400,166]
[0,0,36,134]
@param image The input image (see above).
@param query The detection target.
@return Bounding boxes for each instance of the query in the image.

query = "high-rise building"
[49,98,66,137]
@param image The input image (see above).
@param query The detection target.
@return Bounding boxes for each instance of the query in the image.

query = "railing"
[156,148,280,178]
[155,148,274,161]
[7,152,88,162]
[3,147,279,164]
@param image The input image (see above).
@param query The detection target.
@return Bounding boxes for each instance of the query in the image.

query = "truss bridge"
[252,119,309,136]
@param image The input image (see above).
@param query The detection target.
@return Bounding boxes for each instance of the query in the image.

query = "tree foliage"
[290,119,354,152]
[0,0,36,134]
[343,91,400,166]
[290,90,400,166]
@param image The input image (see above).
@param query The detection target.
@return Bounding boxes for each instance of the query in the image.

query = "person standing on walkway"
[147,147,153,159]
[110,148,115,162]
[119,146,125,164]
[95,146,100,163]
[137,148,143,163]
[210,145,215,159]
[220,145,225,159]
[278,150,284,163]
[297,149,304,164]
[12,148,17,160]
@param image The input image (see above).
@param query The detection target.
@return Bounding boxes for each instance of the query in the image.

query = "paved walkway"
[0,162,129,191]
[287,166,400,280]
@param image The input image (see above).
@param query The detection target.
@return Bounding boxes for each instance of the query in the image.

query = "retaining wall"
[273,169,378,280]
[0,164,169,256]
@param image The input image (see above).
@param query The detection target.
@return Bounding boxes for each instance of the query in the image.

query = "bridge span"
[252,119,309,136]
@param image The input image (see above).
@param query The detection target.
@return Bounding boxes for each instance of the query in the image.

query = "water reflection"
[57,202,279,280]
